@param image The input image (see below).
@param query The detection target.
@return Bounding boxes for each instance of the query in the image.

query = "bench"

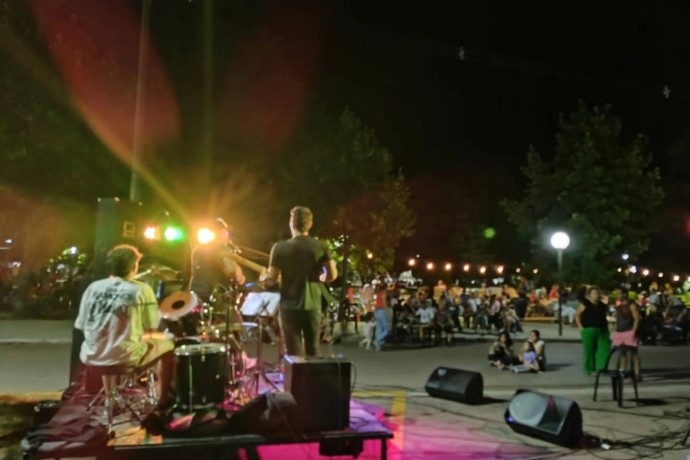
[522,316,557,323]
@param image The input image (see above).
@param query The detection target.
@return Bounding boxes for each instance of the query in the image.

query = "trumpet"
[218,243,266,273]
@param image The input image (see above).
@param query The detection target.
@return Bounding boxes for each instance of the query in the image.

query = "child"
[360,312,376,350]
[511,341,540,373]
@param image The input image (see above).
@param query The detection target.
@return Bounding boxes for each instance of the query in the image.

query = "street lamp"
[550,231,570,337]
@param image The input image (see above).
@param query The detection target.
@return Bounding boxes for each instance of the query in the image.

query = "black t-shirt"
[189,244,234,300]
[580,298,608,329]
[269,235,331,310]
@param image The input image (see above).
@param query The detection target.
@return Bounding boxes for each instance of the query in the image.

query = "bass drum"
[174,343,227,410]
[160,291,203,338]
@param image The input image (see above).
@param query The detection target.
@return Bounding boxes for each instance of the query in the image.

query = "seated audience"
[528,329,546,371]
[488,332,518,368]
[511,341,541,373]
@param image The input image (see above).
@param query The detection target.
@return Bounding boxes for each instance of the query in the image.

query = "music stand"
[240,292,282,395]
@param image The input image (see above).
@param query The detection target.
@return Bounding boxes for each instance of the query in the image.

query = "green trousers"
[581,327,611,373]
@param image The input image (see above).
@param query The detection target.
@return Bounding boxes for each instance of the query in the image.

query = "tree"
[280,107,416,273]
[502,102,663,284]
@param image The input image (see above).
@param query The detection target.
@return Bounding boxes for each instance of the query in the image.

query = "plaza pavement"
[1,320,689,459]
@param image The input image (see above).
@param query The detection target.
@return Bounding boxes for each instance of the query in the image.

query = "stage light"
[516,268,521,273]
[642,269,650,277]
[144,226,157,240]
[629,266,637,274]
[444,263,452,271]
[426,262,434,271]
[408,258,416,267]
[479,266,487,274]
[496,265,504,274]
[366,251,374,260]
[621,253,629,261]
[658,272,664,278]
[197,227,216,244]
[463,264,470,272]
[533,269,539,274]
[673,275,680,282]
[164,226,184,242]
[617,267,622,273]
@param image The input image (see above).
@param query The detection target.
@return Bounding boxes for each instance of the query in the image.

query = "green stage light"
[483,227,496,239]
[164,226,184,242]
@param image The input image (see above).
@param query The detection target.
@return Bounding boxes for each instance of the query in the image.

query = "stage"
[22,398,392,460]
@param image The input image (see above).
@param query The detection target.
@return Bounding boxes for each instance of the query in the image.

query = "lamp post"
[550,231,570,337]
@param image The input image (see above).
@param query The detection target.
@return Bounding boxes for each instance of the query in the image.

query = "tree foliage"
[502,102,663,284]
[281,107,416,272]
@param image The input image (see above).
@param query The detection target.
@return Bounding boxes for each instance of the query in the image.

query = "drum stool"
[85,365,159,434]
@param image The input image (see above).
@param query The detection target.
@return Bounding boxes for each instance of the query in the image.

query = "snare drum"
[174,343,226,410]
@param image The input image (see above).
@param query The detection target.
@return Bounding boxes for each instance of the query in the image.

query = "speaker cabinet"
[283,355,351,432]
[93,197,142,278]
[505,390,583,447]
[425,367,483,404]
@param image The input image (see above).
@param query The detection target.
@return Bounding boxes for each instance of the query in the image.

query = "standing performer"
[75,244,175,405]
[265,206,338,357]
[189,217,246,302]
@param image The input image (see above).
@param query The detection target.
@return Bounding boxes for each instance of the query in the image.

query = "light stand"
[557,248,563,337]
[550,231,570,338]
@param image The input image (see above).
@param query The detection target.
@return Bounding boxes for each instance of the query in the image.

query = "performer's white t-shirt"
[75,277,160,366]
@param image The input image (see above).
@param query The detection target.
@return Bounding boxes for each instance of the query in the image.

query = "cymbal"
[136,264,180,281]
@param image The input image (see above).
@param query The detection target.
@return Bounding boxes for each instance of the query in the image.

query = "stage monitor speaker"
[227,392,296,435]
[283,355,351,432]
[505,389,583,447]
[424,367,483,404]
[93,197,142,278]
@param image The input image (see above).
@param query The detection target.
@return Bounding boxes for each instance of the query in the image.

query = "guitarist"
[265,207,338,357]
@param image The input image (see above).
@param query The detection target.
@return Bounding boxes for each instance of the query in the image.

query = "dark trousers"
[281,309,321,357]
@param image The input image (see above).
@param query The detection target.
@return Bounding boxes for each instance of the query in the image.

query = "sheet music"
[240,292,281,317]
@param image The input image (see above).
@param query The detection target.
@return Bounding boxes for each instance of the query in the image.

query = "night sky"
[11,0,690,269]
[313,1,690,266]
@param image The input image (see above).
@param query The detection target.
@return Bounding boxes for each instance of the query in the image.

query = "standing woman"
[612,300,642,381]
[575,287,611,375]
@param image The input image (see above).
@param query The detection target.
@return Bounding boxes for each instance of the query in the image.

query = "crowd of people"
[349,274,690,379]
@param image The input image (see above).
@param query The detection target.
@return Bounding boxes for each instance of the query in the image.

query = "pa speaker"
[283,355,351,432]
[505,390,583,447]
[425,367,483,404]
[93,197,142,278]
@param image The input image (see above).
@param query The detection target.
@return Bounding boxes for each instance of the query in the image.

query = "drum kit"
[139,265,282,413]
[164,288,284,412]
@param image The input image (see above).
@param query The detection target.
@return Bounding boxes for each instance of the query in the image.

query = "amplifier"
[283,355,351,432]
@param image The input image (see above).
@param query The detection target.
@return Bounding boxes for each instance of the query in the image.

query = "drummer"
[75,244,175,407]
[189,217,246,303]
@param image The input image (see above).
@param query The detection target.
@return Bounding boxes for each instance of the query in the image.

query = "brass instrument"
[229,252,267,275]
